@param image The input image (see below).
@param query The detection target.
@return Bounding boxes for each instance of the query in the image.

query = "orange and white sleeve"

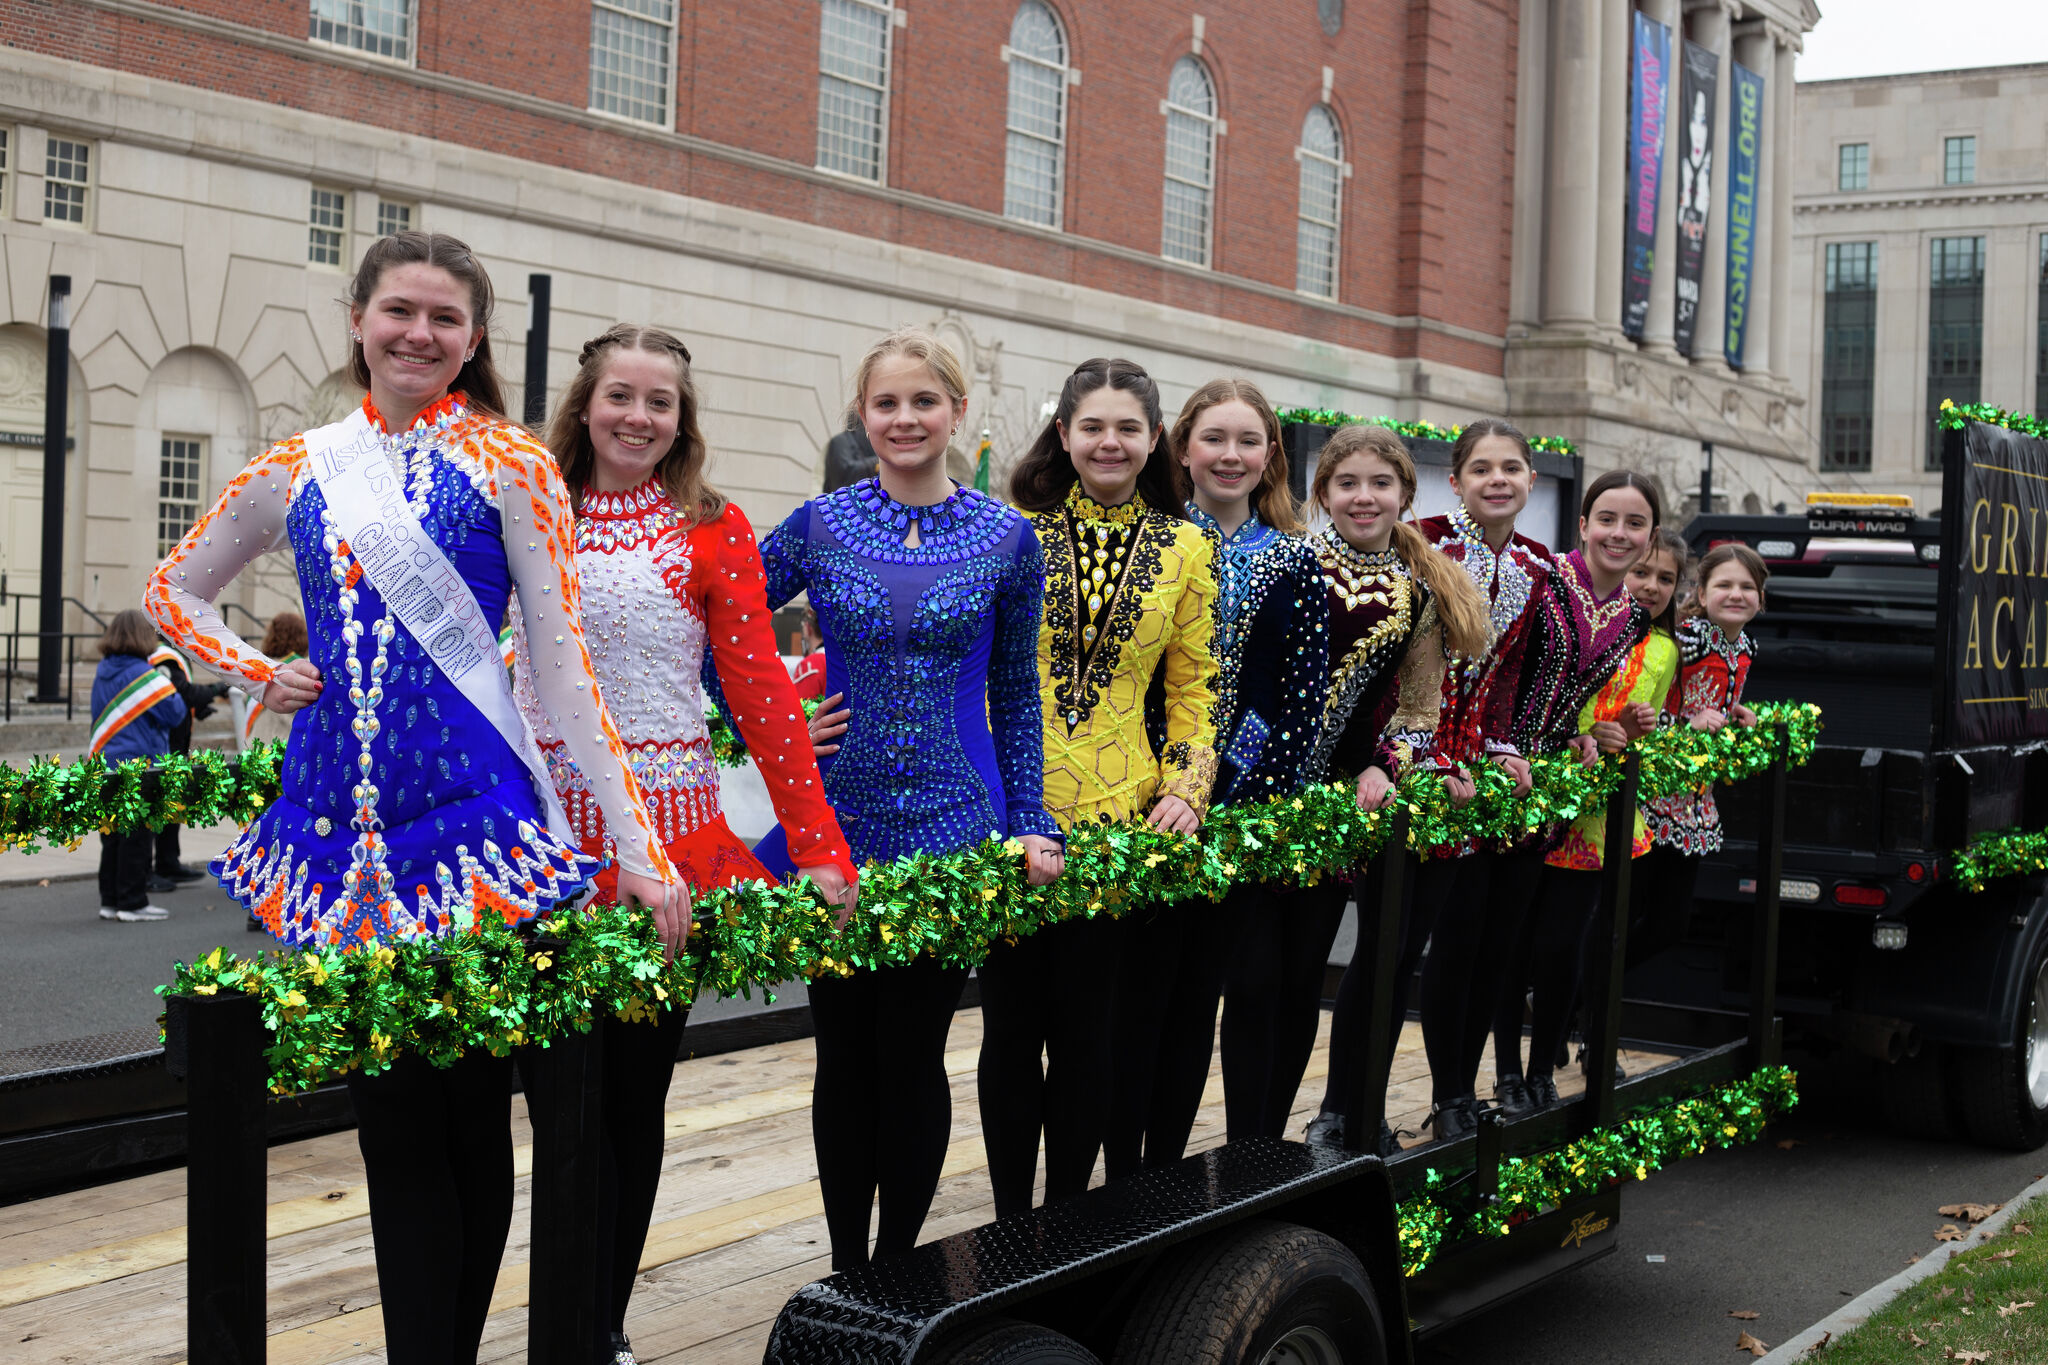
[143,439,301,690]
[491,428,674,884]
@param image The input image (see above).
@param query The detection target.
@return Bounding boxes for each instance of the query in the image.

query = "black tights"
[1629,844,1702,969]
[1317,854,1444,1125]
[345,1050,515,1365]
[809,957,968,1271]
[1417,847,1548,1104]
[977,914,1121,1219]
[1221,881,1349,1139]
[1105,899,1228,1179]
[1494,866,1602,1084]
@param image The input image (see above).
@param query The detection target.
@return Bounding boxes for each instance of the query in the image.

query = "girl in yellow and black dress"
[978,357,1219,1215]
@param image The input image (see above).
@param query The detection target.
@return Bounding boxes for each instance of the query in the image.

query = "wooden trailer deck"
[0,1009,1677,1364]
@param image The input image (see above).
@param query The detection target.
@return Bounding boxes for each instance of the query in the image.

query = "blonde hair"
[848,326,968,433]
[1313,424,1491,660]
[548,324,726,526]
[1168,378,1305,535]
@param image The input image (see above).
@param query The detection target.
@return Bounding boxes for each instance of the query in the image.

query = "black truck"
[1665,417,2048,1151]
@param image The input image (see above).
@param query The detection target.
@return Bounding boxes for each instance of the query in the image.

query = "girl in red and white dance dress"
[519,324,855,1364]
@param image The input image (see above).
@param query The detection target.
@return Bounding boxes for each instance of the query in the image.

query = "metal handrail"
[220,603,268,635]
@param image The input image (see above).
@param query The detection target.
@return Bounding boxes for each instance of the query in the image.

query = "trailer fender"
[1852,878,2048,1048]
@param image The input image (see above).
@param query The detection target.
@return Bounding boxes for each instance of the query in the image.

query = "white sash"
[303,408,573,843]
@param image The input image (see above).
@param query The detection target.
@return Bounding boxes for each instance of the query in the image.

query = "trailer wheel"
[1954,939,2048,1151]
[1875,1042,1959,1141]
[930,1317,1101,1365]
[1111,1220,1387,1365]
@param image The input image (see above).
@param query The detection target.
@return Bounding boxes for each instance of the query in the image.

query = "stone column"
[1769,28,1797,381]
[1640,0,1685,355]
[1687,0,1736,374]
[1543,0,1604,330]
[1733,25,1773,375]
[1595,0,1631,335]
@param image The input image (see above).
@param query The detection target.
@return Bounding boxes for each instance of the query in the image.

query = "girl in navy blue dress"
[750,327,1063,1270]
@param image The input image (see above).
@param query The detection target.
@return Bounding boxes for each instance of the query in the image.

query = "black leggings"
[97,829,153,911]
[977,914,1121,1219]
[1417,847,1548,1104]
[809,956,968,1271]
[1629,844,1703,969]
[520,1004,691,1351]
[1494,866,1603,1083]
[345,1050,515,1365]
[1105,898,1229,1179]
[1222,880,1349,1140]
[1317,853,1444,1125]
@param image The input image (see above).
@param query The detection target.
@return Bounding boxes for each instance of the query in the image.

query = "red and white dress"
[514,476,854,899]
[1644,617,1757,855]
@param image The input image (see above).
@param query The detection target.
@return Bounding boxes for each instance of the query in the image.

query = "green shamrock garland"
[1274,408,1580,458]
[1937,398,2048,441]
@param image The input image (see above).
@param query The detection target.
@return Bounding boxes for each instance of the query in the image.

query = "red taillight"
[1834,883,1888,908]
[1906,862,1926,882]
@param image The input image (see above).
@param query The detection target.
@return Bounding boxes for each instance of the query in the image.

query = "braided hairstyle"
[1010,357,1183,517]
[345,231,508,420]
[548,324,725,525]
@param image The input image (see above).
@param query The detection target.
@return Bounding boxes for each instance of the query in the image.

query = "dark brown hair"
[1683,542,1770,623]
[259,609,308,660]
[1448,417,1532,477]
[1009,358,1183,517]
[1579,468,1664,529]
[1312,424,1491,659]
[1168,377,1304,534]
[1631,526,1690,636]
[549,324,725,525]
[345,231,509,421]
[99,608,158,660]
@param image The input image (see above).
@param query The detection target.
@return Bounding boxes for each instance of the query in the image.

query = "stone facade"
[1787,62,2048,507]
[0,0,1528,637]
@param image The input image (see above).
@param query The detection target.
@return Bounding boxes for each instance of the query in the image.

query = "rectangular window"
[158,437,206,559]
[1837,142,1869,192]
[1927,235,1986,469]
[1944,134,1976,185]
[817,0,891,182]
[375,200,412,237]
[309,0,412,63]
[1821,243,1877,473]
[0,128,10,218]
[590,0,676,126]
[43,137,89,226]
[308,187,347,266]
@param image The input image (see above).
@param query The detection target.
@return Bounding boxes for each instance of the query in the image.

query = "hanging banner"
[1673,40,1718,357]
[1940,421,2048,746]
[1623,12,1671,339]
[1723,60,1765,369]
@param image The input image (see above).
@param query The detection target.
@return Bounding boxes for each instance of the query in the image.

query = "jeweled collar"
[854,476,979,535]
[1067,485,1145,525]
[1693,615,1751,656]
[580,475,669,519]
[1315,526,1401,570]
[1446,501,1517,553]
[1187,501,1275,549]
[362,390,469,436]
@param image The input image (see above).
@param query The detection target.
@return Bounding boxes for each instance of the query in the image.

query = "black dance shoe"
[1304,1111,1348,1148]
[606,1332,637,1365]
[1492,1073,1534,1117]
[1375,1121,1408,1158]
[159,863,206,884]
[1428,1097,1478,1142]
[1525,1072,1562,1110]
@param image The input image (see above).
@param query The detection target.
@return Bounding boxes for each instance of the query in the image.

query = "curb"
[1758,1168,2048,1361]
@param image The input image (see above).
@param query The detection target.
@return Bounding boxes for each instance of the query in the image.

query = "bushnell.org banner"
[1724,60,1765,369]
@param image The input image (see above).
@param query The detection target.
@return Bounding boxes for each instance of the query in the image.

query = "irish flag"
[89,669,179,755]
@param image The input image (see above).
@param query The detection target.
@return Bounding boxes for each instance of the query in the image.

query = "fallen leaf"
[1936,1223,1967,1242]
[1909,1330,1928,1347]
[1987,1249,2019,1261]
[1736,1330,1769,1356]
[1939,1202,2003,1223]
[1730,1310,1761,1320]
[1997,1299,2037,1318]
[35,877,47,887]
[1946,1351,1989,1363]
[1805,1331,1831,1355]
[2013,1221,2033,1236]
[1938,1287,1956,1300]
[1963,1288,1976,1306]
[1907,1254,1924,1265]
[1777,1138,1803,1149]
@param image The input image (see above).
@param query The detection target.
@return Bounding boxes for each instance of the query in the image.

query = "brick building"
[0,0,1810,635]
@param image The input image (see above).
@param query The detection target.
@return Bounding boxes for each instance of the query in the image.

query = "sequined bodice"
[1310,531,1421,777]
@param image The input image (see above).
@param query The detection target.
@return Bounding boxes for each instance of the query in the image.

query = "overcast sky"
[1799,0,2048,80]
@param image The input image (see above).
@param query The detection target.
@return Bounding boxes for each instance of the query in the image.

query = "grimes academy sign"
[1944,419,2048,744]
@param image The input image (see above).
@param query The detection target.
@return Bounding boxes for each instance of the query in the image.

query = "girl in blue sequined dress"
[148,233,682,1365]
[750,327,1063,1271]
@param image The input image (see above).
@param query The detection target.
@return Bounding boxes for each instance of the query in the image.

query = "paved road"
[1416,1054,2048,1364]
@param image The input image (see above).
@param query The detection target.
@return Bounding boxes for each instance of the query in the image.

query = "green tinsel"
[1937,398,2048,441]
[0,743,282,853]
[1395,1066,1799,1277]
[1948,825,2048,893]
[1275,408,1580,458]
[158,703,1819,1095]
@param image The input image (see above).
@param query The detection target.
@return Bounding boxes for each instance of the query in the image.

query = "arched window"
[1296,104,1344,297]
[1004,1,1070,228]
[1162,56,1217,267]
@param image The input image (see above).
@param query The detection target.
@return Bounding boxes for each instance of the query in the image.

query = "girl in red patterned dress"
[519,324,856,1365]
[1636,542,1767,966]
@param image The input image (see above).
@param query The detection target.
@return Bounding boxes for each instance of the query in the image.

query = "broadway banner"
[1673,39,1718,357]
[1940,419,2048,746]
[1723,60,1765,369]
[1623,11,1671,339]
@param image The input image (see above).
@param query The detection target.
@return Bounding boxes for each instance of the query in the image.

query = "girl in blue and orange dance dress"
[146,232,683,1365]
[521,324,855,1362]
[983,357,1219,1206]
[1159,379,1328,1146]
[1297,425,1491,1154]
[751,327,1063,1271]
